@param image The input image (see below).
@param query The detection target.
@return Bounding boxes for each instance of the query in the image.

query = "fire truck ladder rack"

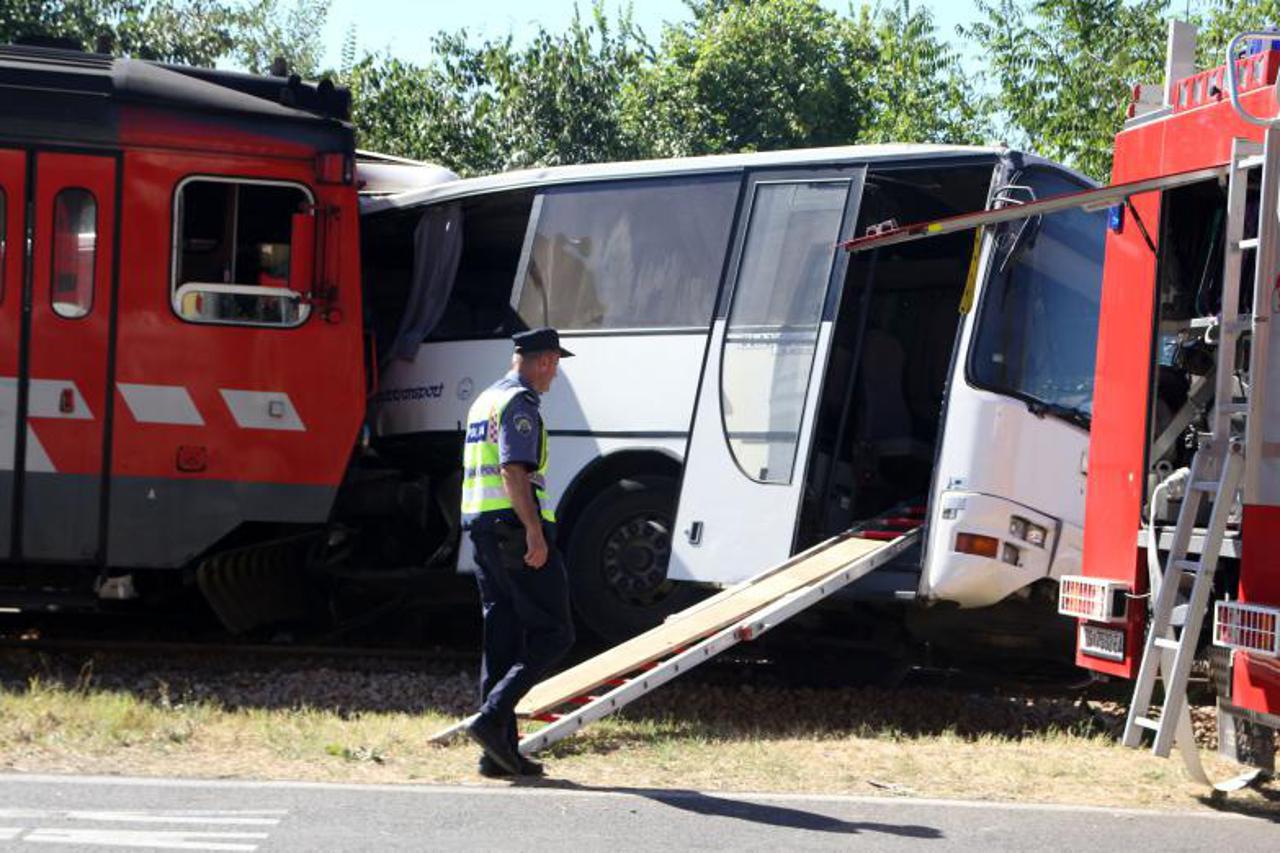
[1123,133,1272,783]
[430,513,924,755]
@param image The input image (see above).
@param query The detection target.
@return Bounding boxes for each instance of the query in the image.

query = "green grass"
[1,675,1276,816]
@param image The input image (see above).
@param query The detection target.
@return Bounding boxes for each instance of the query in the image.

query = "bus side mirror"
[290,209,316,294]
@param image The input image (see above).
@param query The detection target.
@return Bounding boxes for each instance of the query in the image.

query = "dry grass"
[2,674,1277,816]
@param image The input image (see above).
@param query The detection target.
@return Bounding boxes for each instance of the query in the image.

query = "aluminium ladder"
[1123,132,1276,769]
[431,509,925,755]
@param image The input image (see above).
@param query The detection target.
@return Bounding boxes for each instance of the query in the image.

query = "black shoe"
[466,715,522,776]
[478,753,545,778]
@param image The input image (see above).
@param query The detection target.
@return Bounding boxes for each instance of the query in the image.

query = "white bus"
[357,144,1105,659]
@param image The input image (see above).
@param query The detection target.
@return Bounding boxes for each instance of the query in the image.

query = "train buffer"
[430,515,923,756]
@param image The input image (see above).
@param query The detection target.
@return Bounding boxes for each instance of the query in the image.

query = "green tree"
[0,0,328,74]
[1194,0,1280,66]
[621,0,987,159]
[461,5,650,170]
[234,0,329,77]
[346,4,649,175]
[621,0,876,156]
[857,0,991,145]
[345,51,497,173]
[0,0,238,65]
[963,0,1171,181]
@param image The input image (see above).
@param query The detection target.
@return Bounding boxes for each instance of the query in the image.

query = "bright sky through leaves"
[321,0,983,69]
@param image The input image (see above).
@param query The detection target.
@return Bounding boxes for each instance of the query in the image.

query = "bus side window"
[52,188,96,319]
[430,190,535,340]
[515,175,739,332]
[172,177,313,328]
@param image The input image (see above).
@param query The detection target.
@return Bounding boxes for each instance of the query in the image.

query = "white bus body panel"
[375,333,707,437]
[923,382,1089,608]
[376,332,708,572]
[454,433,688,572]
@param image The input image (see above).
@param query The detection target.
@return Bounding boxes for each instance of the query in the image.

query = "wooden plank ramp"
[515,532,890,718]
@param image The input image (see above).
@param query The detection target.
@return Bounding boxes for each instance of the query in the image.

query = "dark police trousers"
[469,514,575,750]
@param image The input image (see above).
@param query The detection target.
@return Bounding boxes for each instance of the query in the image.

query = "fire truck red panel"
[22,152,118,562]
[1234,505,1280,714]
[1079,84,1280,687]
[1077,127,1163,678]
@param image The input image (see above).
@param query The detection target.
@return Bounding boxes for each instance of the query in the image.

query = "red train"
[0,42,368,626]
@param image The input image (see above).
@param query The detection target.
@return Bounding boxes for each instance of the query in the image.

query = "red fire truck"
[840,23,1280,783]
[0,42,372,624]
[1056,25,1280,783]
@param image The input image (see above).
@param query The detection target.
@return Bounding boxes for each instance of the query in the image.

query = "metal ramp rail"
[431,519,922,755]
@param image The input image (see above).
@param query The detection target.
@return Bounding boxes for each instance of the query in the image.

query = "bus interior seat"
[853,328,935,475]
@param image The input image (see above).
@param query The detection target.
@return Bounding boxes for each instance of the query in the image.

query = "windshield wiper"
[1024,398,1091,429]
[997,214,1042,276]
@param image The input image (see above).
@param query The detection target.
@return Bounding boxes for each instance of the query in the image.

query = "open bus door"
[0,149,24,560]
[669,167,865,584]
[16,152,118,564]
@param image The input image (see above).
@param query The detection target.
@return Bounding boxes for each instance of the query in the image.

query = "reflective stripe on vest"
[460,383,554,522]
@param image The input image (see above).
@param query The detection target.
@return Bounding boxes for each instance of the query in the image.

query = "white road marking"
[68,811,281,825]
[22,828,268,850]
[117,383,205,426]
[0,808,285,850]
[0,809,284,823]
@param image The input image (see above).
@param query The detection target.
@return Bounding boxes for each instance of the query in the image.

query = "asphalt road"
[0,773,1273,852]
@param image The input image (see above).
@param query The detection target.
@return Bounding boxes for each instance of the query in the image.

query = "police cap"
[513,327,574,358]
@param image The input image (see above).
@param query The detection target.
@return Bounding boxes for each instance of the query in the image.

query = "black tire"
[565,475,706,644]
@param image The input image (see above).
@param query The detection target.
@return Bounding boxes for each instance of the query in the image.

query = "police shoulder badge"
[513,413,534,436]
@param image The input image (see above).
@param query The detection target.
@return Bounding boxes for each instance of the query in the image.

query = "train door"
[669,167,865,584]
[18,152,118,563]
[0,149,25,560]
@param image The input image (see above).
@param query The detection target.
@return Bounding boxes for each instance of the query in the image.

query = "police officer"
[461,327,576,777]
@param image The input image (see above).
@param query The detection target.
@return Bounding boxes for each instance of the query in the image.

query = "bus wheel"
[566,476,705,644]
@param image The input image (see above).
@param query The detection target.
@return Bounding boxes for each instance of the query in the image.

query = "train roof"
[361,143,1015,215]
[0,43,351,145]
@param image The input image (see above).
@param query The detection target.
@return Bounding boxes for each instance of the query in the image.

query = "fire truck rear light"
[955,532,999,558]
[1214,601,1280,657]
[1058,575,1129,622]
[58,388,74,414]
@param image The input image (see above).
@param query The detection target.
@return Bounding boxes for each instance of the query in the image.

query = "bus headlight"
[1010,515,1047,548]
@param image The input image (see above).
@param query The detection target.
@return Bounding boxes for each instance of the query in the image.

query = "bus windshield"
[967,169,1106,426]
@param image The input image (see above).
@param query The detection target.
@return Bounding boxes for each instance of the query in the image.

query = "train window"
[51,188,96,319]
[515,175,739,331]
[172,177,313,328]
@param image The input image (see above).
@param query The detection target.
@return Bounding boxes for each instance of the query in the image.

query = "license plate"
[1080,624,1125,662]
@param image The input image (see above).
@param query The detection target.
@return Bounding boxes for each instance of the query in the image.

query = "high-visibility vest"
[460,382,555,522]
